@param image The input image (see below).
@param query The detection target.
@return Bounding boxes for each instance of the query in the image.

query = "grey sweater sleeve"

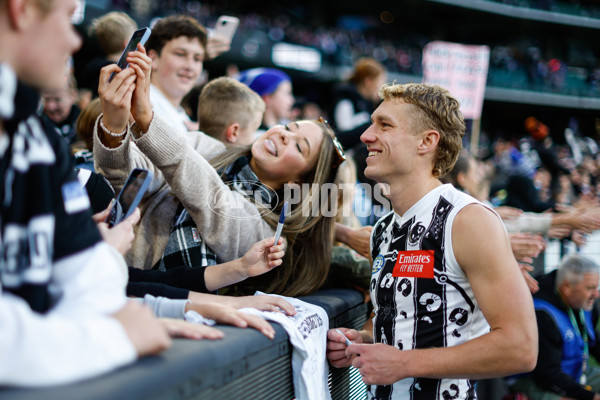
[502,212,552,234]
[92,114,170,199]
[138,294,188,319]
[132,114,276,262]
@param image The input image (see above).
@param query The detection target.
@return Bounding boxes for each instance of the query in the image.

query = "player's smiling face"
[360,100,423,184]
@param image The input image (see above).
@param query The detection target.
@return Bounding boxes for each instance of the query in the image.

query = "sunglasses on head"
[318,117,346,168]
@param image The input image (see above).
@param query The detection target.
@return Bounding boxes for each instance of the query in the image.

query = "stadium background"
[69,1,600,398]
[77,0,600,156]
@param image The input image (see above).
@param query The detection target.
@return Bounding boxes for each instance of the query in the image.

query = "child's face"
[150,36,205,104]
[265,81,294,120]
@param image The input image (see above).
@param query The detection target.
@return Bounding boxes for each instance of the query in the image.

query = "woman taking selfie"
[94,45,346,296]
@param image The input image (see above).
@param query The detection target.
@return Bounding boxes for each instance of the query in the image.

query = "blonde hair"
[379,83,466,177]
[89,12,138,56]
[210,120,341,296]
[197,77,265,141]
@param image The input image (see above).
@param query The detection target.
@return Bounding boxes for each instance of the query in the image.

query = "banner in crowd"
[422,41,490,120]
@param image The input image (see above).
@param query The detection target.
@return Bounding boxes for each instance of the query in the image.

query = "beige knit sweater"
[93,114,275,270]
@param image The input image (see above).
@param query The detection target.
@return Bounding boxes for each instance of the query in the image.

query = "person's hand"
[509,232,545,264]
[568,207,600,233]
[97,64,137,133]
[572,230,588,247]
[159,318,224,340]
[112,301,171,356]
[592,392,600,400]
[125,43,153,132]
[326,328,364,368]
[240,237,285,278]
[347,343,403,385]
[186,302,276,339]
[93,205,141,256]
[206,34,232,59]
[548,226,572,239]
[519,263,539,294]
[209,294,296,316]
[494,206,523,220]
[336,225,373,259]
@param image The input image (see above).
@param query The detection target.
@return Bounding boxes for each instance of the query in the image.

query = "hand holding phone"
[109,27,152,82]
[206,16,239,59]
[212,15,239,41]
[106,168,152,227]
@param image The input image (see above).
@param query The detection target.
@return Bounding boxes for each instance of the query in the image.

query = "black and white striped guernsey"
[368,184,491,400]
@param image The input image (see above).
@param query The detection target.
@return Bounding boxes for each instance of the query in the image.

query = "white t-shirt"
[150,84,191,134]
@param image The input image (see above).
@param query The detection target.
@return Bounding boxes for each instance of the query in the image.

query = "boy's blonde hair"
[197,77,265,141]
[89,12,138,56]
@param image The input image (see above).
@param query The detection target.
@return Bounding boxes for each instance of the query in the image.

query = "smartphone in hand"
[105,168,152,227]
[211,15,239,41]
[108,27,152,82]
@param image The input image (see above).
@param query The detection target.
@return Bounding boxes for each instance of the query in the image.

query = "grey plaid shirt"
[154,156,275,271]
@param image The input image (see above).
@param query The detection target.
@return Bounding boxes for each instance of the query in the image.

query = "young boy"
[145,15,207,133]
[197,77,265,146]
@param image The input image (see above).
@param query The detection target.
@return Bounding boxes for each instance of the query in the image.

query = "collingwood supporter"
[0,0,174,386]
[326,83,537,399]
[94,46,347,297]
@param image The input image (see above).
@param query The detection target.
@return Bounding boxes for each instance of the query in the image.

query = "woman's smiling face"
[250,121,324,189]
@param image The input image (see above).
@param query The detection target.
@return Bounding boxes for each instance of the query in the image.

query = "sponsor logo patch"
[372,254,385,274]
[393,250,435,278]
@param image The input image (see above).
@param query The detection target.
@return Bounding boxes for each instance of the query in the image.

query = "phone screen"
[106,169,150,227]
[116,29,147,69]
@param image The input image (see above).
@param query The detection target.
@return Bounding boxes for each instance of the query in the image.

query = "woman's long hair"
[210,119,340,296]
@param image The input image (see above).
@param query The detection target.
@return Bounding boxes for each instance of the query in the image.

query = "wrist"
[235,258,249,281]
[335,223,349,243]
[134,110,153,135]
[204,259,246,292]
[100,116,127,135]
[98,115,127,148]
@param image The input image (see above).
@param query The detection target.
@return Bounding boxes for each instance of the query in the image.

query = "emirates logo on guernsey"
[393,250,435,278]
